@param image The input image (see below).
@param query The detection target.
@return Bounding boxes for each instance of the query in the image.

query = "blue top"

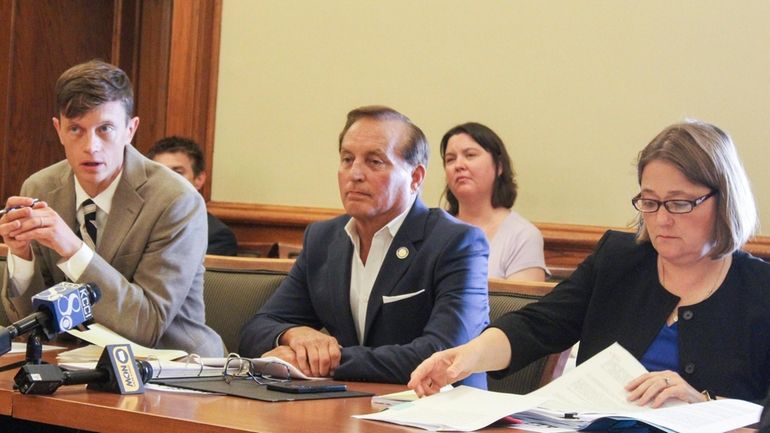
[640,321,679,372]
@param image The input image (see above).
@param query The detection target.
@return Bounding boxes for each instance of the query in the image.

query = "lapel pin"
[396,247,409,259]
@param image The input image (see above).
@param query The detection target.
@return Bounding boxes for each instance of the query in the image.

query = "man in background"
[148,136,238,256]
[0,60,223,356]
[239,105,490,386]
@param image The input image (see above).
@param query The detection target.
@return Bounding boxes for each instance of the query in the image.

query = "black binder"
[154,377,373,402]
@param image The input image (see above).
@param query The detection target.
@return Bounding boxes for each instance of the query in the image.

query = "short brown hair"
[338,105,428,168]
[635,120,757,257]
[55,60,134,120]
[148,136,205,177]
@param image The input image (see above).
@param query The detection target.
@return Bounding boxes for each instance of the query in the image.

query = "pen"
[0,199,40,217]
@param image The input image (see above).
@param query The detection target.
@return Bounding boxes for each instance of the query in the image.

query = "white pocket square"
[382,289,425,304]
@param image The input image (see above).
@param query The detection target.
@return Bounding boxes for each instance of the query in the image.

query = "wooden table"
[0,350,523,433]
[0,350,759,433]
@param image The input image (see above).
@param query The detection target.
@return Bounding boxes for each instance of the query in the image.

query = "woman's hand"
[408,345,476,397]
[408,328,512,397]
[625,370,707,408]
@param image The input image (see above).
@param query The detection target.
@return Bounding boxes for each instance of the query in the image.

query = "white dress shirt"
[345,198,414,344]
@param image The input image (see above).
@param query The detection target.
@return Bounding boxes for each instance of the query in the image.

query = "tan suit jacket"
[2,145,223,356]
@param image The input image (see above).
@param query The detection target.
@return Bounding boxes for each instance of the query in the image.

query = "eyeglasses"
[222,353,291,385]
[631,190,717,214]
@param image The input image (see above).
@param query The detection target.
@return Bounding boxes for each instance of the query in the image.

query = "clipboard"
[154,377,374,402]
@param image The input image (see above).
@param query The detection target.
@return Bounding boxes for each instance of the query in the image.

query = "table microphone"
[0,282,101,356]
[14,344,151,395]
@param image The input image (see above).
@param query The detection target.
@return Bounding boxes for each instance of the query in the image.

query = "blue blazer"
[239,199,490,386]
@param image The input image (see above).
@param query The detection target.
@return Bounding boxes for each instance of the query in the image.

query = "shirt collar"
[344,195,416,242]
[74,170,123,214]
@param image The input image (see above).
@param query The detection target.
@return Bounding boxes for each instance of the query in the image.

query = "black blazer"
[206,212,238,256]
[760,395,770,433]
[493,230,770,402]
[238,199,490,386]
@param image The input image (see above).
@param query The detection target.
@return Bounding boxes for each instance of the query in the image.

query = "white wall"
[214,0,770,234]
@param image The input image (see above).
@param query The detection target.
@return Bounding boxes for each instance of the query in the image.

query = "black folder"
[154,377,373,402]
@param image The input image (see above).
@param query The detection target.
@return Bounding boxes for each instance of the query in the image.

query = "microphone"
[0,282,101,356]
[14,344,152,395]
[31,282,102,336]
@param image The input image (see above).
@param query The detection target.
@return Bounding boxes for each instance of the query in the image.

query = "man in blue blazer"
[239,106,489,386]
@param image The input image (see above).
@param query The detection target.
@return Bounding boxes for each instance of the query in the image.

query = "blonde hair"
[635,120,757,257]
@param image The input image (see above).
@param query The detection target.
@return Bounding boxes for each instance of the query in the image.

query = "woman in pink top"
[441,122,547,281]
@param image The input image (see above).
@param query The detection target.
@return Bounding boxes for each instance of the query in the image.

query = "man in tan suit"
[0,60,223,356]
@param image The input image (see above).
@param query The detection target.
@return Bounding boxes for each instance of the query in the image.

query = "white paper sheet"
[352,343,762,432]
[7,342,66,354]
[529,341,658,414]
[63,323,188,361]
[354,386,546,431]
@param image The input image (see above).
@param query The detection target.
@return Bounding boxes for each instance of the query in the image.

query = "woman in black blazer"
[409,120,770,406]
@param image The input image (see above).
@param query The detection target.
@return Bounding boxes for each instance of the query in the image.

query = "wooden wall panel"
[166,0,222,199]
[0,0,12,199]
[131,0,172,156]
[0,0,115,201]
[0,0,222,203]
[129,0,222,201]
[208,201,770,272]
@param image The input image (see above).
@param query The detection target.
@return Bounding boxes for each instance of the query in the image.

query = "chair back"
[486,289,569,394]
[203,255,289,353]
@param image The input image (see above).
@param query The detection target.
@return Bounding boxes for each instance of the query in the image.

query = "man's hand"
[1,197,47,259]
[274,326,341,377]
[1,197,82,260]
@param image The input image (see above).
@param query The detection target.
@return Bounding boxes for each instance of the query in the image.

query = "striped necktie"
[80,199,98,249]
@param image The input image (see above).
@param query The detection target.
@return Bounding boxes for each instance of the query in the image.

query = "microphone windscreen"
[31,282,99,335]
[86,284,102,304]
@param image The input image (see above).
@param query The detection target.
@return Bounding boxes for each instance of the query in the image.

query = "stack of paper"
[355,386,546,431]
[372,386,454,407]
[60,323,187,362]
[5,342,65,355]
[355,343,763,432]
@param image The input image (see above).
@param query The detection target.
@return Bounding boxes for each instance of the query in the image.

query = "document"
[354,385,546,431]
[354,343,763,432]
[372,385,453,407]
[529,341,669,414]
[7,342,65,354]
[62,323,188,361]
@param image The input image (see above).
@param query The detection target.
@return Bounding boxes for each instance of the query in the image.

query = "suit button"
[682,310,694,320]
[684,363,695,374]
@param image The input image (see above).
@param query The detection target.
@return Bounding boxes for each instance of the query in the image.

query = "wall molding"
[208,201,770,268]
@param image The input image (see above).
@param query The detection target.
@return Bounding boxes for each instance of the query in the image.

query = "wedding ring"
[663,377,671,386]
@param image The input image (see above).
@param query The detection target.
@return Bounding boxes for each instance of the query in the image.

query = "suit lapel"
[99,146,146,263]
[45,168,78,268]
[326,224,358,346]
[362,200,428,342]
[52,169,78,237]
